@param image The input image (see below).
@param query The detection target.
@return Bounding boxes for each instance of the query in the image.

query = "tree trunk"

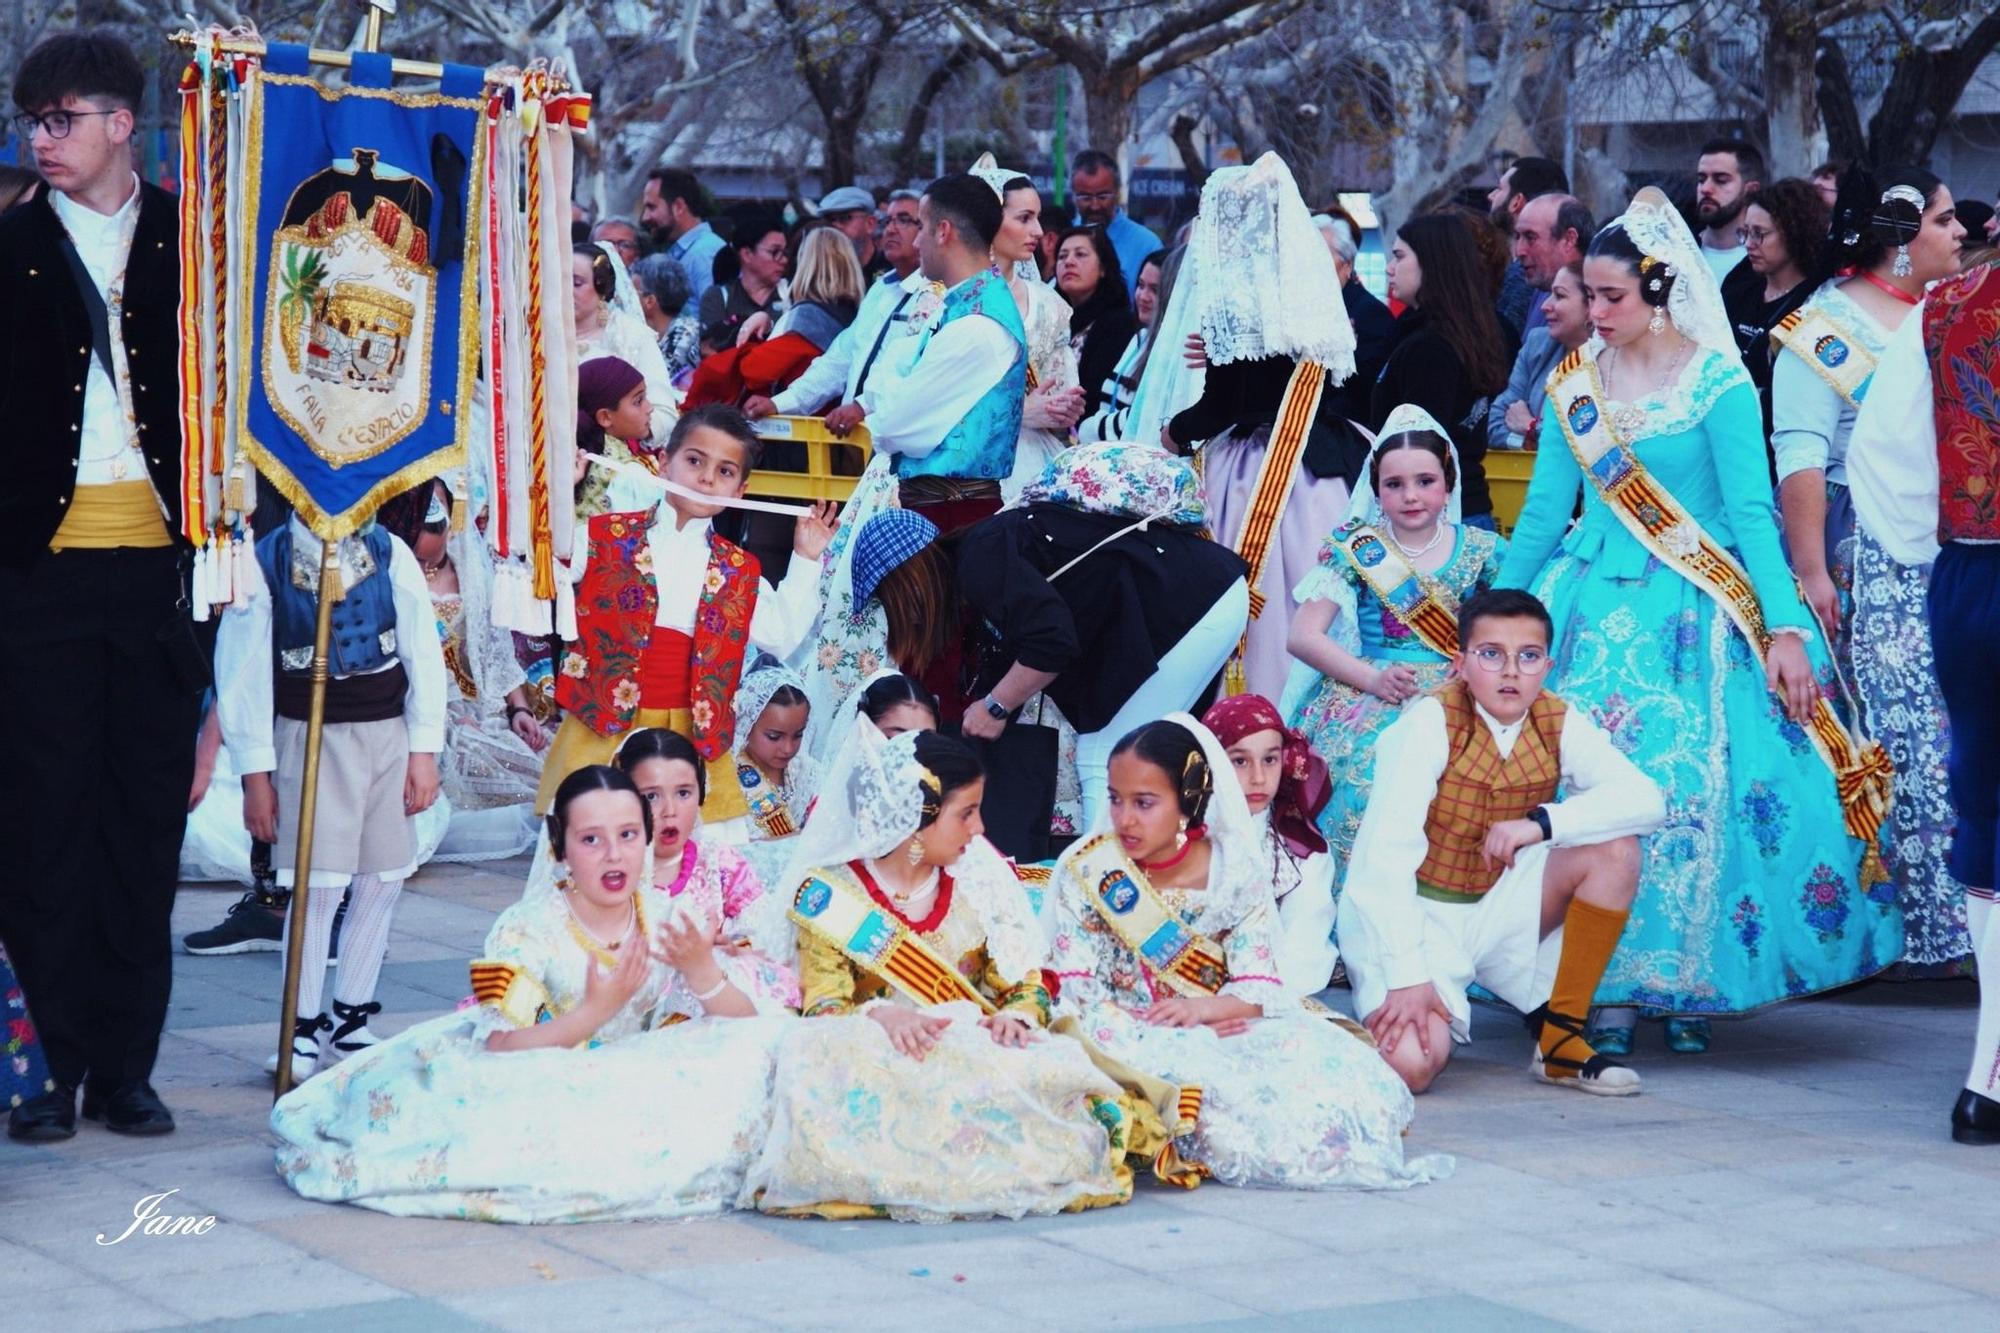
[1816,41,1866,167]
[821,113,861,189]
[1082,67,1143,161]
[892,44,977,187]
[1761,0,1825,176]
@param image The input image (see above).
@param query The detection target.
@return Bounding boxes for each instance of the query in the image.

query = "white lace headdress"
[732,660,808,759]
[1181,152,1355,377]
[1345,404,1466,527]
[1596,186,1739,361]
[779,717,931,888]
[589,239,647,326]
[968,151,1044,284]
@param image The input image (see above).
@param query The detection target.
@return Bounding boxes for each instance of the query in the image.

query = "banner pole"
[271,0,389,1101]
[272,544,341,1098]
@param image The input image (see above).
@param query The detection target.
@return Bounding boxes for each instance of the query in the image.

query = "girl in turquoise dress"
[1496,190,1899,1053]
[1283,405,1505,892]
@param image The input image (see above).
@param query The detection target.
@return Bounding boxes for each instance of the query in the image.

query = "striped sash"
[1067,834,1229,999]
[1336,522,1461,658]
[790,867,995,1013]
[1547,350,1893,842]
[1769,304,1876,408]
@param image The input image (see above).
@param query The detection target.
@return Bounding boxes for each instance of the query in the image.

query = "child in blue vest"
[213,513,448,1082]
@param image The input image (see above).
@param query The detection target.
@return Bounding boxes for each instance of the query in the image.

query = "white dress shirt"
[1847,310,1943,566]
[565,511,822,657]
[1341,693,1666,993]
[215,519,449,775]
[858,294,1018,459]
[50,175,150,487]
[773,271,941,416]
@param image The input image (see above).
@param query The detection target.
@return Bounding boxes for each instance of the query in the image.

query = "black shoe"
[80,1081,175,1136]
[7,1083,78,1141]
[1952,1088,2000,1145]
[184,888,286,955]
[327,999,382,1059]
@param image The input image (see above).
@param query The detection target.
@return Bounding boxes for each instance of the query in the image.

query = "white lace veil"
[590,239,647,326]
[787,454,900,766]
[1084,712,1268,931]
[1344,404,1466,527]
[968,151,1045,285]
[1183,152,1356,377]
[733,660,807,759]
[778,716,927,892]
[1597,186,1739,361]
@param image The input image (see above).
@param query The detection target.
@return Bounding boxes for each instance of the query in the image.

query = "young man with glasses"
[1338,589,1665,1098]
[1067,149,1159,299]
[2,31,203,1141]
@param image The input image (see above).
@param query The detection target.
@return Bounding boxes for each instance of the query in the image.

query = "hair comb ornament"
[1875,184,1925,278]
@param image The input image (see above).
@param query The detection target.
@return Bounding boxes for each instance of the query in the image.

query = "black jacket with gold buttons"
[0,182,186,572]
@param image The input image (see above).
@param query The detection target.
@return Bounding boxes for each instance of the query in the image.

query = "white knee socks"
[330,873,403,1010]
[1967,890,1999,1099]
[286,873,403,1023]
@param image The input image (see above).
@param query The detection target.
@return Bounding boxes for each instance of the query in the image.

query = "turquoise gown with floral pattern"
[1287,523,1505,896]
[1496,347,1900,1014]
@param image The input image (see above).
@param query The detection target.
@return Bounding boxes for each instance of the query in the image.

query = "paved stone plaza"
[6,859,1998,1331]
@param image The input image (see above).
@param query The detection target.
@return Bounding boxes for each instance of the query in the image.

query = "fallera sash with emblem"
[1545,349,1893,843]
[1334,522,1461,658]
[790,867,995,1013]
[738,764,798,839]
[1067,834,1230,998]
[1770,303,1877,408]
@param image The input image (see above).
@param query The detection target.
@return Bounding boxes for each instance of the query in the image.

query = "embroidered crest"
[1567,394,1600,435]
[1814,334,1849,368]
[1097,870,1141,915]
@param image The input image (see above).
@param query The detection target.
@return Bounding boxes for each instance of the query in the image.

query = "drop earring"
[1893,243,1913,278]
[1175,818,1190,852]
[1648,306,1666,336]
[906,836,926,867]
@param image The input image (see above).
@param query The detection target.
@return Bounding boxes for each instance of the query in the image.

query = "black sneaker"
[183,888,286,955]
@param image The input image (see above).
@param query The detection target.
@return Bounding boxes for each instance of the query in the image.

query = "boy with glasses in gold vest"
[1338,589,1665,1096]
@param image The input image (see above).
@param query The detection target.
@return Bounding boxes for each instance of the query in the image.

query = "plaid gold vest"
[1415,679,1567,899]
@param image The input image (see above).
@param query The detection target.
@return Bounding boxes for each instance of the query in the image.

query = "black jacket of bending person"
[1164,356,1374,490]
[1368,307,1508,520]
[956,503,1249,735]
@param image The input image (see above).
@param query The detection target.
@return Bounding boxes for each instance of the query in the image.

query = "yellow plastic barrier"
[1486,448,1537,536]
[746,415,872,503]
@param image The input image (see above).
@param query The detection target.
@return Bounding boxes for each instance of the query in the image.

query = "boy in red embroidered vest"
[1339,588,1665,1096]
[537,404,837,825]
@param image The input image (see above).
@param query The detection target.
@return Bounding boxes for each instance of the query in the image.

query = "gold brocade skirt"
[534,709,747,822]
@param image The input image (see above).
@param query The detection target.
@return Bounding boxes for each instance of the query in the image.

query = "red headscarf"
[1202,694,1330,859]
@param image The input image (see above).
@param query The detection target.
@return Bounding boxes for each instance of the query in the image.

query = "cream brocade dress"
[1048,844,1446,1191]
[271,885,792,1223]
[744,845,1132,1220]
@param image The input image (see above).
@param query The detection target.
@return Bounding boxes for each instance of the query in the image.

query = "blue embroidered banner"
[239,44,484,538]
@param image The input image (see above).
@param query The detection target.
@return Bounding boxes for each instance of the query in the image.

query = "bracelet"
[692,975,730,1002]
[506,703,531,722]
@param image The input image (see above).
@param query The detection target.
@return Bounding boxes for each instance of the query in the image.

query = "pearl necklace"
[1390,523,1446,559]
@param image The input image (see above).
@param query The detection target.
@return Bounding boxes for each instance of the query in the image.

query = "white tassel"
[552,576,576,640]
[191,541,212,622]
[214,531,234,606]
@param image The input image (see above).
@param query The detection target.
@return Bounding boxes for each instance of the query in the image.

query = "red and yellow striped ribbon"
[521,81,555,599]
[1231,358,1326,621]
[175,62,208,545]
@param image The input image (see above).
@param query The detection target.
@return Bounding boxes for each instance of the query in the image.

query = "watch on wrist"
[983,695,1009,721]
[1528,805,1553,843]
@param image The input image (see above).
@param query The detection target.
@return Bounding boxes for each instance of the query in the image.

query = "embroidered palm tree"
[276,245,327,372]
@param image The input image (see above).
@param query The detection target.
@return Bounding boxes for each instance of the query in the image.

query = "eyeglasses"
[753,244,787,259]
[14,108,118,139]
[1071,191,1118,205]
[884,213,922,231]
[1736,226,1775,244]
[1468,646,1550,674]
